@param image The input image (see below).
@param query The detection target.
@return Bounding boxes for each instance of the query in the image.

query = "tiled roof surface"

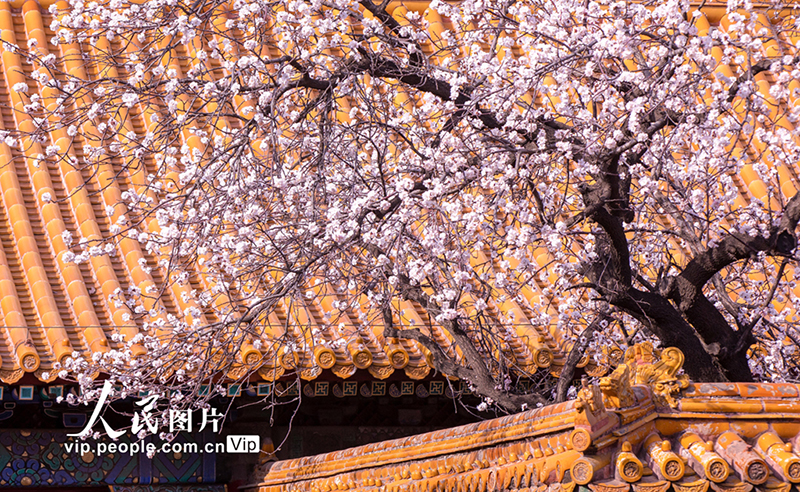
[0,0,144,383]
[0,0,577,384]
[244,346,800,492]
[0,0,793,384]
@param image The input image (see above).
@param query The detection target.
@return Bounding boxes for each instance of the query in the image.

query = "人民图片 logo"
[61,381,260,456]
[68,380,224,439]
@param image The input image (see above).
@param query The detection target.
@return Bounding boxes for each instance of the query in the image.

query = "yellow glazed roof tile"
[0,0,792,386]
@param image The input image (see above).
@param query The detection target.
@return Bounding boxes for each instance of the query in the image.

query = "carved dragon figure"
[598,343,689,409]
[599,362,637,408]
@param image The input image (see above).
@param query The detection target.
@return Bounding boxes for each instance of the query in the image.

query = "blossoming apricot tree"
[13,0,800,414]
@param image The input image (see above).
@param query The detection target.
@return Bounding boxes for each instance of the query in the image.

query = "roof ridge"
[256,398,584,485]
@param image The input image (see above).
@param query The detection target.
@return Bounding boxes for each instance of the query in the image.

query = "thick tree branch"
[651,190,749,367]
[675,192,800,291]
[655,193,800,375]
[727,58,773,102]
[613,289,728,381]
[391,273,546,410]
[555,311,610,402]
[381,307,474,380]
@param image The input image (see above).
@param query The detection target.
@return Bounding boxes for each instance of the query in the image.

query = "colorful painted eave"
[243,346,800,492]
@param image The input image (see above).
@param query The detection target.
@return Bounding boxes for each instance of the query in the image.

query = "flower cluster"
[10,0,800,418]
